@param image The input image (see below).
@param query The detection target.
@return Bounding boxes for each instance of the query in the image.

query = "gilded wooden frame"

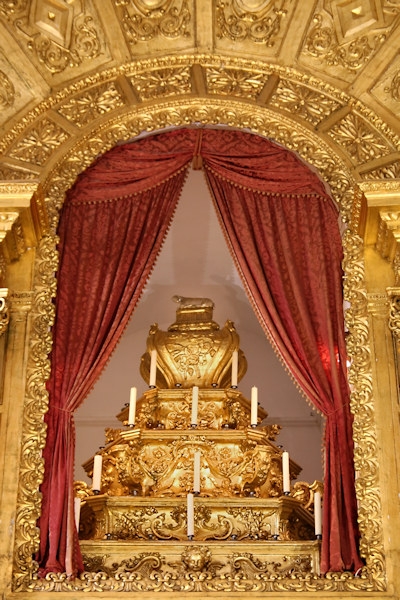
[3,55,395,596]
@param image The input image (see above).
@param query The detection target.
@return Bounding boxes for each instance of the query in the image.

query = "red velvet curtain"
[37,137,192,575]
[197,129,362,572]
[38,127,361,577]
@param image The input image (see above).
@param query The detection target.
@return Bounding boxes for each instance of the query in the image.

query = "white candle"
[282,451,290,493]
[92,454,103,492]
[193,451,201,493]
[314,491,322,536]
[74,497,81,532]
[231,350,238,387]
[250,386,258,426]
[149,349,157,386]
[191,386,199,425]
[128,386,137,425]
[187,492,194,537]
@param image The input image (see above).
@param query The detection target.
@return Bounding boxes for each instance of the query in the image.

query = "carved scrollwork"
[216,0,289,46]
[387,289,400,340]
[304,13,386,73]
[115,0,191,47]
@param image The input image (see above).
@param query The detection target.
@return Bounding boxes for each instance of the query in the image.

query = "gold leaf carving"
[3,3,102,75]
[9,119,70,166]
[32,12,101,74]
[130,67,191,100]
[328,113,393,162]
[342,229,385,587]
[216,0,288,46]
[58,83,125,127]
[388,290,400,340]
[114,0,191,46]
[304,13,386,73]
[207,67,266,98]
[269,80,341,125]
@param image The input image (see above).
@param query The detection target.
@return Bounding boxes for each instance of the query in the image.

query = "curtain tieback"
[192,129,203,170]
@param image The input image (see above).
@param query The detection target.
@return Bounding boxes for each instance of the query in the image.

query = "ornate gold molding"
[0,56,399,185]
[11,94,386,594]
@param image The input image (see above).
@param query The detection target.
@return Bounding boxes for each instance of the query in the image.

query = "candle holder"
[93,489,100,495]
[248,490,255,497]
[175,383,182,387]
[187,535,194,541]
[315,534,322,540]
[190,423,197,429]
[148,385,156,389]
[250,423,257,429]
[128,423,135,428]
[272,534,279,541]
[284,491,290,496]
[231,534,237,540]
[222,422,230,429]
[193,490,200,497]
[212,383,218,388]
[230,385,238,389]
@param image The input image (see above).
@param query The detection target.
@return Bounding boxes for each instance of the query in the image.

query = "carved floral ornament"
[0,57,399,185]
[4,56,394,593]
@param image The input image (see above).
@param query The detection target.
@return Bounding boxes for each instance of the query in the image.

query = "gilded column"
[366,290,400,591]
[0,290,33,592]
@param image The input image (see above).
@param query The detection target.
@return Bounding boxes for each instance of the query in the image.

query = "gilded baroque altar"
[75,297,322,588]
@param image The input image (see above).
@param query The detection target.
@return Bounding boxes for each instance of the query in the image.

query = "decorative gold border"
[11,60,386,594]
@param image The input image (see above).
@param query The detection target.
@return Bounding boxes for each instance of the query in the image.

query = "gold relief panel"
[268,80,342,126]
[206,67,266,99]
[0,0,108,82]
[8,118,70,167]
[57,82,126,127]
[112,0,193,55]
[214,0,292,56]
[300,2,396,83]
[327,112,395,164]
[129,66,192,100]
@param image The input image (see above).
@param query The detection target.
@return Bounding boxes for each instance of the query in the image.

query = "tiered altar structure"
[75,297,322,585]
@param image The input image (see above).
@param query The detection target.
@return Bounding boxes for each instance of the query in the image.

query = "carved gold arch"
[4,54,395,595]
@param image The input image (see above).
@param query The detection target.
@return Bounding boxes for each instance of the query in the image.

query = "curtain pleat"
[37,127,362,577]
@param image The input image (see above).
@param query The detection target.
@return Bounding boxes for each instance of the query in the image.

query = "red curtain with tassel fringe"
[37,127,361,577]
[200,130,362,573]
[37,134,192,576]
